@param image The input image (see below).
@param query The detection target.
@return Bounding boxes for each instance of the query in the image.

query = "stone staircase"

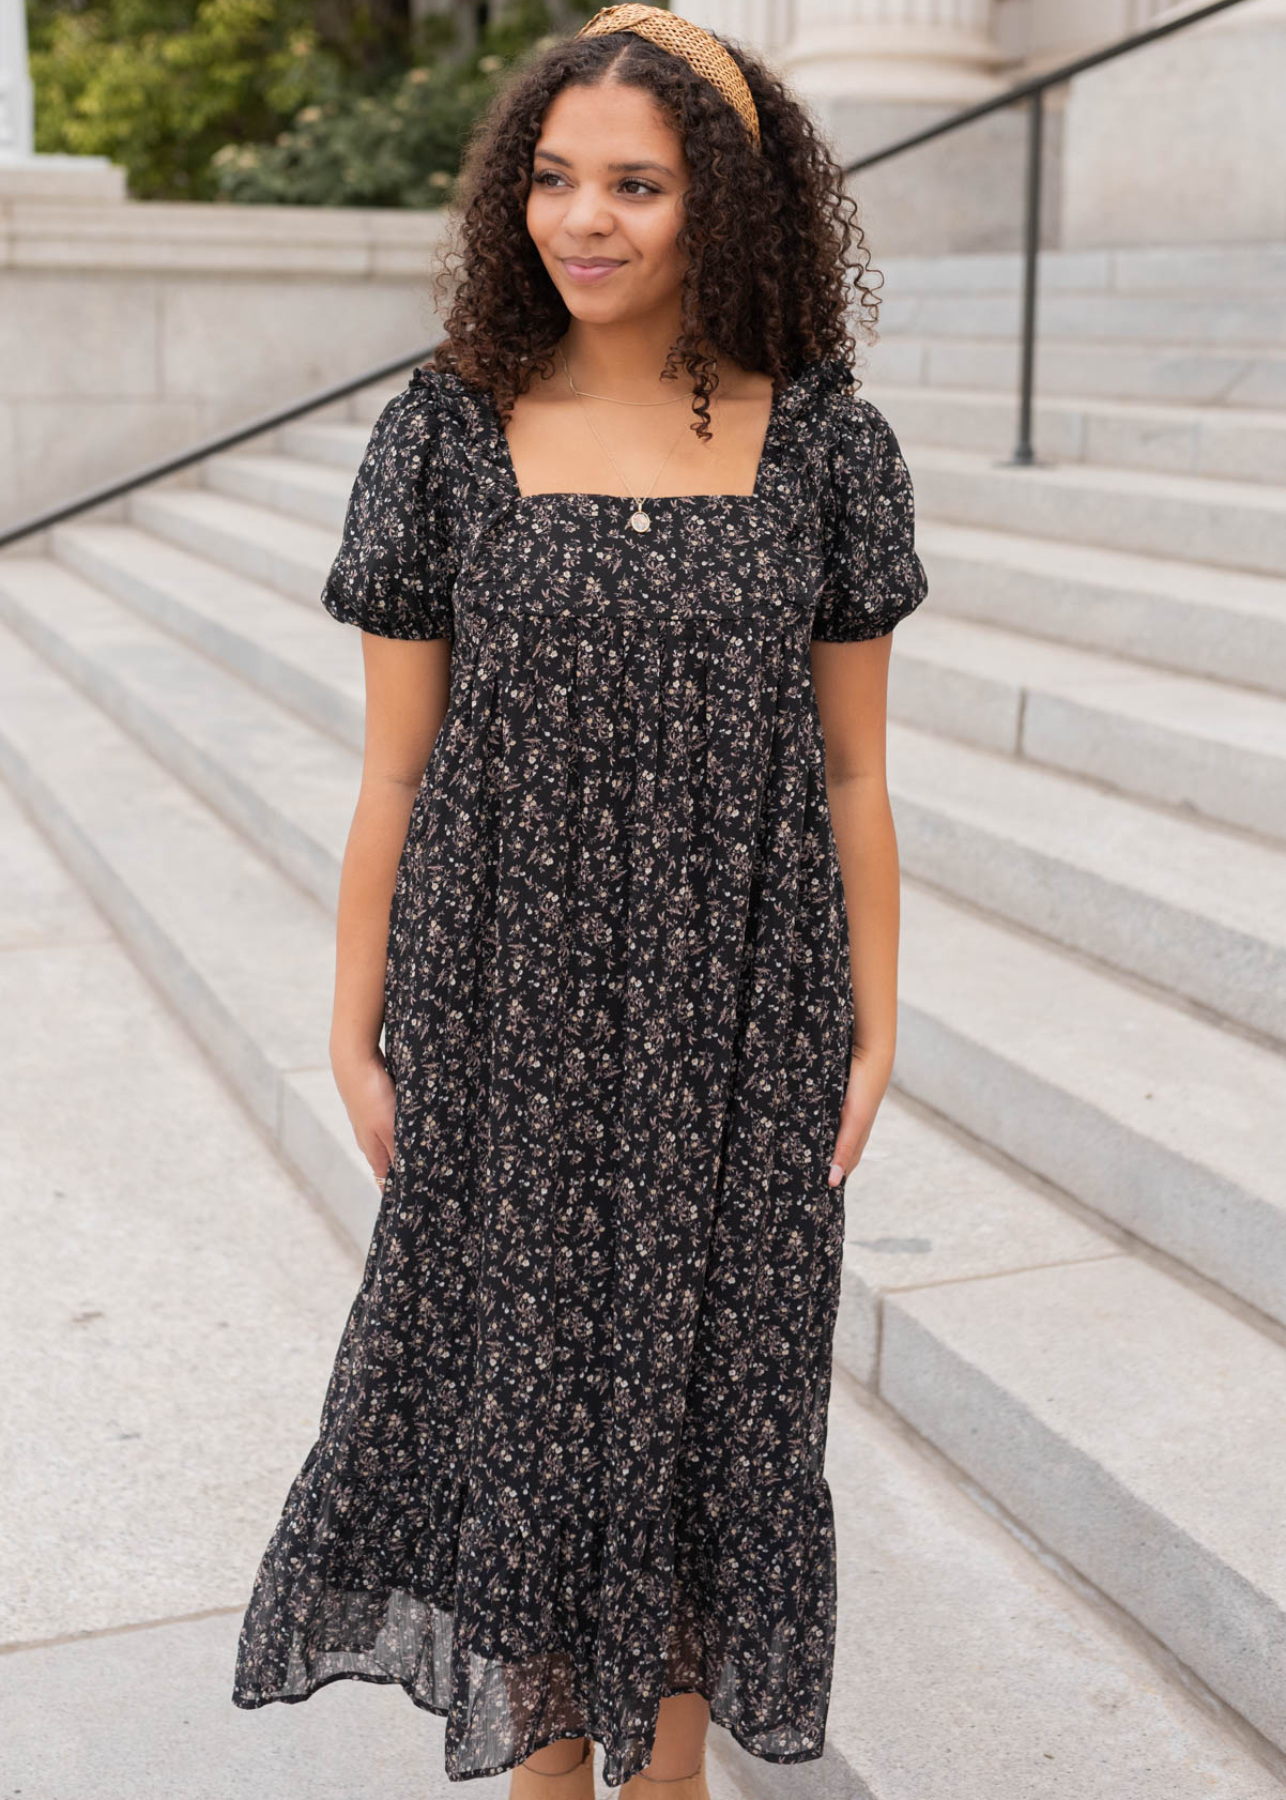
[1,237,1284,1797]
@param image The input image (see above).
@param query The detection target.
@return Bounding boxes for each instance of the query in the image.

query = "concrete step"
[0,622,377,1255]
[831,1094,1286,1783]
[864,334,1286,411]
[874,1247,1286,1770]
[0,557,358,909]
[865,383,1286,486]
[894,608,1286,837]
[906,439,1286,578]
[47,518,363,750]
[894,879,1286,1329]
[344,377,428,428]
[0,783,367,1649]
[201,449,353,531]
[733,1360,1286,1796]
[880,292,1286,347]
[912,519,1286,699]
[126,485,338,604]
[887,720,1286,1042]
[834,1093,1116,1388]
[880,241,1286,299]
[42,446,1286,1326]
[277,416,378,469]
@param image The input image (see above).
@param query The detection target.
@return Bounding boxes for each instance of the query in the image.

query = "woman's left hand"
[827,1045,893,1187]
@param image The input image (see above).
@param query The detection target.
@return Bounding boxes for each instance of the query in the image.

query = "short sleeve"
[811,396,928,643]
[320,374,457,641]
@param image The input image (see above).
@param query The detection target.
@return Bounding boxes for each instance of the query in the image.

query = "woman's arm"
[809,631,902,1189]
[329,632,452,1184]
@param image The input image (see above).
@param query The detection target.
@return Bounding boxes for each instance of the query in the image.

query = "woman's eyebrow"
[534,148,677,177]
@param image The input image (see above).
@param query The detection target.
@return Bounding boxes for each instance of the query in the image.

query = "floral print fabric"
[230,356,927,1786]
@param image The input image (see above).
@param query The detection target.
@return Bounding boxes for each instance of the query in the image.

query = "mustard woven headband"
[574,4,762,152]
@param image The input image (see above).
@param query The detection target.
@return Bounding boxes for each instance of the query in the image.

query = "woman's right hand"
[330,1044,397,1188]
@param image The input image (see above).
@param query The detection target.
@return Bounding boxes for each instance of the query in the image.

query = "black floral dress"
[231,355,927,1787]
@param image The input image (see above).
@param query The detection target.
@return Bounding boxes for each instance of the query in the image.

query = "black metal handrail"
[0,0,1252,550]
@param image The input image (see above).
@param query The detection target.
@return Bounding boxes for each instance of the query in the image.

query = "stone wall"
[0,199,450,534]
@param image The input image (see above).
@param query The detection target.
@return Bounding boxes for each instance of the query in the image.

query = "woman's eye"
[532,171,658,197]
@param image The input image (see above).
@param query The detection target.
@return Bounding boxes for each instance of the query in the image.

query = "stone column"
[0,0,33,156]
[780,0,1008,104]
[681,0,793,56]
[0,0,124,199]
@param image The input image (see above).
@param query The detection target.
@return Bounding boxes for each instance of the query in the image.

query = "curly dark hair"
[425,20,883,442]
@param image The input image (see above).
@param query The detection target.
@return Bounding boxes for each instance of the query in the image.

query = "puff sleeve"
[811,395,928,642]
[320,375,457,641]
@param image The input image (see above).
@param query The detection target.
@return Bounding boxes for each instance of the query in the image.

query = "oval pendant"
[629,509,651,532]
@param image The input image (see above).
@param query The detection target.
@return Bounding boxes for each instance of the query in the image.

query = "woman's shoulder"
[380,361,447,424]
[398,361,505,465]
[406,359,489,420]
[791,357,897,448]
[355,362,492,477]
[787,362,914,523]
[352,364,446,459]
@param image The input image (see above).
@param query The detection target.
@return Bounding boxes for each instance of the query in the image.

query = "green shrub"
[212,59,487,209]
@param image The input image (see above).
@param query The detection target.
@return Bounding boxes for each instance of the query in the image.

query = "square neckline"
[483,367,799,508]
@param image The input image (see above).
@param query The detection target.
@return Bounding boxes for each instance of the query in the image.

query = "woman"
[231,6,928,1796]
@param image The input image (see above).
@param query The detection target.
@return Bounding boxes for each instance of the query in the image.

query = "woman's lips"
[563,258,625,283]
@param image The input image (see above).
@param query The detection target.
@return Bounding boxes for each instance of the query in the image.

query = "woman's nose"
[563,188,618,236]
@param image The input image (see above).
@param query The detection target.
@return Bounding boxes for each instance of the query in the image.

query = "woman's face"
[526,78,691,325]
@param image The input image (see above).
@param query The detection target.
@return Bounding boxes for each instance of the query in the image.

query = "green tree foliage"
[28,0,339,199]
[26,0,598,205]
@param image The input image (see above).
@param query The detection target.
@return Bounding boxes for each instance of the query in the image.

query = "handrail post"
[1010,87,1045,466]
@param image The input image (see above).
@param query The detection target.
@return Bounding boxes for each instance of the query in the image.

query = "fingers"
[829,1114,872,1187]
[369,1130,395,1190]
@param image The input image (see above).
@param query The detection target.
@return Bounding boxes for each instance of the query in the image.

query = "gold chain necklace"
[560,346,700,535]
[561,363,691,405]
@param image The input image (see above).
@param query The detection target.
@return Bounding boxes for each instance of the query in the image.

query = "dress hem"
[232,1667,826,1784]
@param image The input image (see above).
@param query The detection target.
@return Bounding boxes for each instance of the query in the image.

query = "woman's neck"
[558,322,725,401]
